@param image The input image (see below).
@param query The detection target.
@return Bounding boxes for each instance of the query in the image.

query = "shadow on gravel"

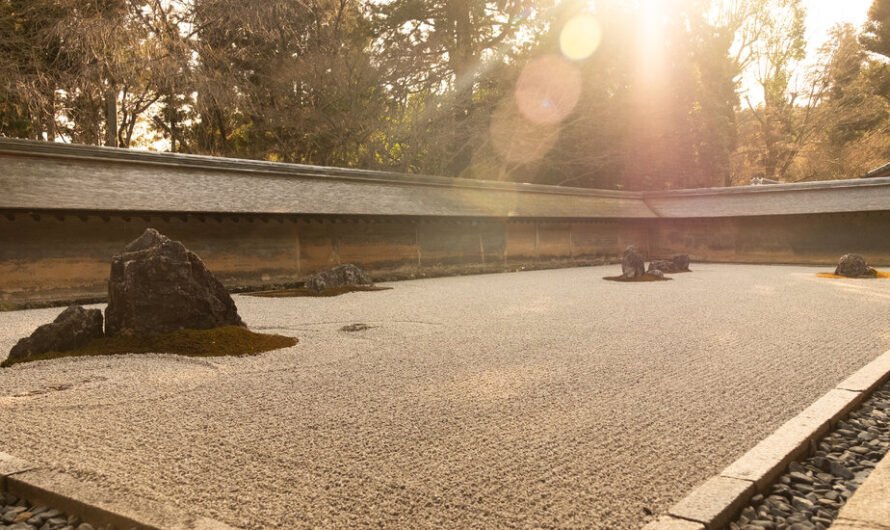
[602,274,673,282]
[245,286,392,298]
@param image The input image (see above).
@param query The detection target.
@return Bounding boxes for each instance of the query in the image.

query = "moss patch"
[817,271,890,280]
[603,274,673,282]
[2,326,297,368]
[246,286,392,298]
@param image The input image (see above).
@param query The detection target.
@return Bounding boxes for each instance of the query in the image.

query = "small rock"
[791,496,814,511]
[671,254,690,271]
[305,264,374,293]
[789,471,813,484]
[835,254,877,278]
[340,323,372,332]
[647,260,676,274]
[7,305,103,364]
[828,461,855,480]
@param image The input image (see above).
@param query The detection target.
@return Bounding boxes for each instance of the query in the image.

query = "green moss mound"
[603,274,672,282]
[1,326,297,368]
[246,285,391,298]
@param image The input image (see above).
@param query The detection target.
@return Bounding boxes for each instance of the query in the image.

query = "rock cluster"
[648,255,691,274]
[6,305,103,365]
[621,246,646,279]
[1,491,106,530]
[835,254,877,278]
[305,264,373,293]
[618,247,690,280]
[106,229,244,337]
[6,229,246,365]
[730,384,890,530]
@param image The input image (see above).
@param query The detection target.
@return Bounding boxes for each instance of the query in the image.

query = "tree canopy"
[0,0,887,189]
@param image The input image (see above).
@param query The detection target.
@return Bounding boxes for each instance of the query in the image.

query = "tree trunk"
[104,87,118,147]
[447,0,475,177]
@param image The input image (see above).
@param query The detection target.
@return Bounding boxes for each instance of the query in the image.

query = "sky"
[740,0,875,104]
[804,0,873,57]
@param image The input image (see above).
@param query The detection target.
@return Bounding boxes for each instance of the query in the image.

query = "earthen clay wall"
[0,212,654,308]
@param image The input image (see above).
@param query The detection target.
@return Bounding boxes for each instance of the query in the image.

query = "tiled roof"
[2,139,889,219]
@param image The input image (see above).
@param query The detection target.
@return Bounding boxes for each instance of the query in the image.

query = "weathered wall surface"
[4,210,890,309]
[652,212,890,266]
[0,213,648,308]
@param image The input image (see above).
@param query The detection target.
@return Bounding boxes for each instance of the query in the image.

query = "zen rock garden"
[3,229,296,367]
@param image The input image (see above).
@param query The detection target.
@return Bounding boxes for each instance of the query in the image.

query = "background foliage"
[0,0,888,189]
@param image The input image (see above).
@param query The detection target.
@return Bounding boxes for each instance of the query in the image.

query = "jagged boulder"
[105,229,244,337]
[7,305,103,363]
[835,254,877,278]
[621,246,645,280]
[305,264,373,293]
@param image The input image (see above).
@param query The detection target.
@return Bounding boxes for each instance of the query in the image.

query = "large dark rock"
[305,264,373,293]
[835,254,877,278]
[621,246,645,280]
[8,305,103,363]
[105,229,245,337]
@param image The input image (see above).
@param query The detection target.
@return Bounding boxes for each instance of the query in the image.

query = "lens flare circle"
[490,100,560,164]
[514,55,581,126]
[559,14,602,61]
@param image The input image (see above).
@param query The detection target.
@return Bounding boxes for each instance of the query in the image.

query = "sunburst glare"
[559,13,602,61]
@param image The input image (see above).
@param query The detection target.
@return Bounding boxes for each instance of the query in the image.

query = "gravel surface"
[730,383,890,530]
[1,264,890,529]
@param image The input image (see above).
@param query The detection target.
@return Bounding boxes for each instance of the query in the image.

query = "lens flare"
[559,14,602,61]
[489,99,560,164]
[514,55,581,125]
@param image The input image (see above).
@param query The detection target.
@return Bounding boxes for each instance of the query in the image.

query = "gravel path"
[1,264,889,529]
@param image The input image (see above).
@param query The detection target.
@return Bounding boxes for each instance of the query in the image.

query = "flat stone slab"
[668,476,754,529]
[721,389,863,490]
[7,468,239,530]
[0,452,37,487]
[833,452,890,530]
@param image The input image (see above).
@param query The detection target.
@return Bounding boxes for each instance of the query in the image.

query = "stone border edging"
[644,348,890,530]
[0,452,238,530]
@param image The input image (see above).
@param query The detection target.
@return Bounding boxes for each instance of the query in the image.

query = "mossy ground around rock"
[1,326,297,368]
[245,285,392,297]
[602,274,673,282]
[817,271,890,279]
